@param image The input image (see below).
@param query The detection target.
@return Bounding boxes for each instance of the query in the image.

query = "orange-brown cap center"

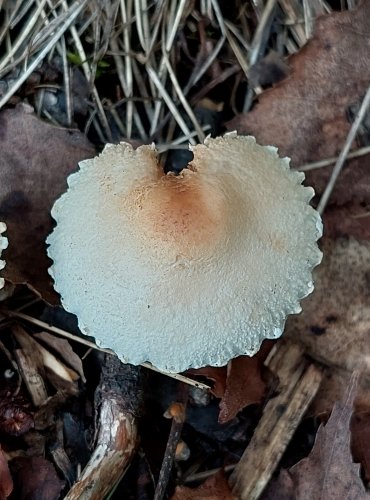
[129,171,226,259]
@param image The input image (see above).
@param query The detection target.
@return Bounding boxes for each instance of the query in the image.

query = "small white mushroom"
[0,222,8,289]
[47,134,322,372]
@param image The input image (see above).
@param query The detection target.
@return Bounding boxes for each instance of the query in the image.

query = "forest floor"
[0,1,369,499]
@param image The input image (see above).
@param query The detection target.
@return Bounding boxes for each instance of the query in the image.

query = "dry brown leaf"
[286,237,370,412]
[218,343,272,424]
[0,103,95,303]
[289,373,368,499]
[187,366,227,399]
[0,446,13,500]
[172,470,235,500]
[228,3,370,204]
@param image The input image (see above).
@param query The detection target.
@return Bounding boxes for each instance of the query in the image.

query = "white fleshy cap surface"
[47,134,322,372]
[0,222,8,289]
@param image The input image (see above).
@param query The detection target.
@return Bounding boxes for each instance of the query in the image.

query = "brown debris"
[0,103,95,303]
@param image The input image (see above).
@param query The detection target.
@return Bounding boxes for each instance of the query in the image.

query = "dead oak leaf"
[264,373,368,499]
[172,470,235,500]
[0,103,95,303]
[228,3,370,204]
[289,372,368,500]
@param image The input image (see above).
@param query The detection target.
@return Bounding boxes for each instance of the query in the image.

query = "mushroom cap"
[47,134,322,372]
[0,222,8,289]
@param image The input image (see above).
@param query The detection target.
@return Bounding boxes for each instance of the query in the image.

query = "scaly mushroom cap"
[0,222,8,289]
[47,134,322,372]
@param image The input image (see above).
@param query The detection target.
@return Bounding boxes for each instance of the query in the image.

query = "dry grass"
[0,0,343,151]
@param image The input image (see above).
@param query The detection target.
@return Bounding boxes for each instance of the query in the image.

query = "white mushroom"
[47,134,322,372]
[0,222,8,289]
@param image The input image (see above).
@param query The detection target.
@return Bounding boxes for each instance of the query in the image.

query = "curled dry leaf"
[285,237,370,412]
[0,103,95,303]
[228,3,370,204]
[171,470,235,500]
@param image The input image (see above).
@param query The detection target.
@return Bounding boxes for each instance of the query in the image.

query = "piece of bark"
[13,348,48,407]
[229,341,322,500]
[34,331,86,383]
[64,354,142,499]
[13,324,79,398]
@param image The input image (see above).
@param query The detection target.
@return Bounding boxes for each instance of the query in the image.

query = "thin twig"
[298,145,370,171]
